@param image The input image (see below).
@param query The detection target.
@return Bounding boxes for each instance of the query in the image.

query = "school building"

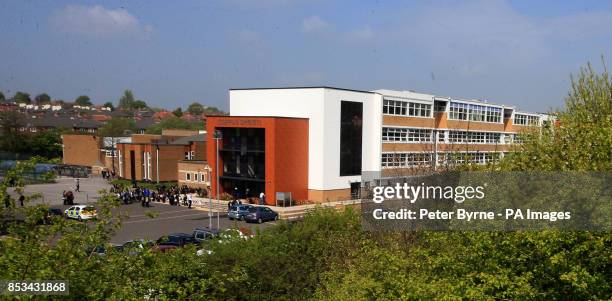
[206,86,553,205]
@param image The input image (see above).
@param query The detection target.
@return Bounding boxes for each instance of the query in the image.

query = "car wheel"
[77,216,82,222]
[257,217,263,224]
[229,217,233,221]
[239,216,244,221]
[274,215,279,221]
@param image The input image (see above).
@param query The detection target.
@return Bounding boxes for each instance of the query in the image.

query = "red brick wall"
[207,116,309,205]
[274,118,309,201]
[62,134,102,167]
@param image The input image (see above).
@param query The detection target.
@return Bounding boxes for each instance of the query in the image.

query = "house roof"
[25,113,102,129]
[169,133,207,145]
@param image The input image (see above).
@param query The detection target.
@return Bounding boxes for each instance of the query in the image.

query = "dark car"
[156,233,198,247]
[151,242,180,253]
[39,208,63,225]
[244,206,279,224]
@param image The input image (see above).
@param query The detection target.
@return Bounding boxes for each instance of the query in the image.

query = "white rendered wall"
[229,88,382,191]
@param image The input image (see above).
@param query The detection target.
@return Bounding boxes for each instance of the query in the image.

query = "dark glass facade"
[339,101,363,176]
[219,128,265,198]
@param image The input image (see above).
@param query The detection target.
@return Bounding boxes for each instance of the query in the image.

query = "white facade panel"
[229,88,382,191]
[229,88,327,190]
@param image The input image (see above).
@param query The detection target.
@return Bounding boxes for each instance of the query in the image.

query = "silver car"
[228,205,253,221]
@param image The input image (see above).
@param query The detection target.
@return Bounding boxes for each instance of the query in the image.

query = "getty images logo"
[372,182,486,204]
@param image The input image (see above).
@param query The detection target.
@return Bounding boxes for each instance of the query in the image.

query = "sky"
[1,0,611,112]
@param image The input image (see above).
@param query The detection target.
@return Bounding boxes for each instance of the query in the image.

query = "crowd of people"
[110,183,202,209]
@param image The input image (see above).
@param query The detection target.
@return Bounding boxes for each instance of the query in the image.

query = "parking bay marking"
[125,208,195,218]
[122,212,210,225]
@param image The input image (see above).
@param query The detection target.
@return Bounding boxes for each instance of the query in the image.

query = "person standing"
[187,194,193,209]
[18,195,25,207]
[67,191,74,205]
[62,190,67,205]
[259,192,265,205]
[75,178,80,192]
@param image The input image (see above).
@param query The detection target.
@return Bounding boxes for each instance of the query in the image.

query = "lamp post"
[213,130,222,229]
[208,186,212,229]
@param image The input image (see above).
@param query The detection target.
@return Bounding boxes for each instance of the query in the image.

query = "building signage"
[218,119,263,127]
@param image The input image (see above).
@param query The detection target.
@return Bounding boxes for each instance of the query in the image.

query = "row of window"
[514,114,539,125]
[440,152,500,165]
[381,153,432,168]
[383,99,544,127]
[185,171,210,183]
[185,151,196,160]
[382,127,524,144]
[383,99,432,117]
[382,127,432,142]
[381,152,503,168]
[448,102,503,123]
[448,131,502,144]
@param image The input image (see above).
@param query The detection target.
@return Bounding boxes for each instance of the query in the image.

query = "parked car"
[244,206,279,224]
[156,233,198,247]
[151,242,180,253]
[193,228,220,243]
[64,205,97,221]
[88,244,124,256]
[196,249,214,256]
[39,208,63,225]
[228,205,253,221]
[121,239,154,255]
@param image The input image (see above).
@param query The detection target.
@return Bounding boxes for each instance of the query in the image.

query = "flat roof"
[207,115,308,120]
[179,160,207,163]
[229,86,375,94]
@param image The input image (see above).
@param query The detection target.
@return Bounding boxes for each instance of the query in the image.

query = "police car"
[64,205,97,221]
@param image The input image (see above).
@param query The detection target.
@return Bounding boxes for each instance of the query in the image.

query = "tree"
[132,100,148,110]
[103,102,114,110]
[13,91,31,104]
[0,91,4,101]
[99,118,136,138]
[75,95,92,106]
[173,107,183,117]
[118,90,135,110]
[28,129,62,159]
[187,102,205,116]
[203,106,228,116]
[500,60,611,171]
[34,93,51,105]
[0,110,26,152]
[145,116,202,134]
[118,90,148,111]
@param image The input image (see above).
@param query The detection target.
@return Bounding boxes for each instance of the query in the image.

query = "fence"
[0,151,34,161]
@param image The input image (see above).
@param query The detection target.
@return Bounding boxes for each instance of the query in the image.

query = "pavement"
[7,177,274,244]
[7,176,359,244]
[8,176,111,205]
[108,202,274,244]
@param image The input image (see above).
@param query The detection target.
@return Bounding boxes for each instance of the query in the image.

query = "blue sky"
[1,0,611,112]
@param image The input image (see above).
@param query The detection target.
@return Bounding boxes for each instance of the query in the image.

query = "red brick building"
[206,116,309,205]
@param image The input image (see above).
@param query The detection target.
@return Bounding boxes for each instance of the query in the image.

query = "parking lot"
[11,177,276,244]
[10,176,111,205]
[107,202,275,244]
